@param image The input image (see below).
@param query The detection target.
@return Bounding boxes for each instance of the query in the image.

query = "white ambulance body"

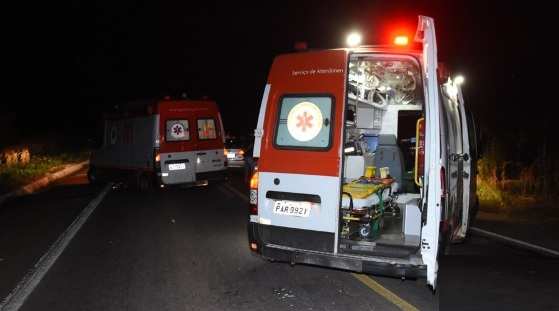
[247,16,478,289]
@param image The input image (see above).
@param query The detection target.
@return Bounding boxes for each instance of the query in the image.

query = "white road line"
[221,182,249,203]
[470,226,559,258]
[0,183,113,311]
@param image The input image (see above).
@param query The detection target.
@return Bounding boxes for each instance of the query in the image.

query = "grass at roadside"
[477,178,505,208]
[0,152,89,193]
[476,175,558,225]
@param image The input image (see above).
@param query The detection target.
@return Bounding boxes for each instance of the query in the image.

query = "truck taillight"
[249,170,258,215]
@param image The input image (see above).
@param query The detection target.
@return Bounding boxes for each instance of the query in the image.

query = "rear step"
[339,238,419,258]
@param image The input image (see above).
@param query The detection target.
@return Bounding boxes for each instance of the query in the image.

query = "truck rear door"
[256,50,347,253]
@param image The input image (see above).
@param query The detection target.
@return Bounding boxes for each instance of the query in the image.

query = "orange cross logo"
[296,111,313,132]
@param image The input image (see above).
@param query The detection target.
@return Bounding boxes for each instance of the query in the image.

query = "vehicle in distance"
[88,97,227,190]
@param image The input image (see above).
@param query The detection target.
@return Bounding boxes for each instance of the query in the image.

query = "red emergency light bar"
[394,35,409,46]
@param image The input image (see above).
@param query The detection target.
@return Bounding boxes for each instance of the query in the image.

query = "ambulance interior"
[340,54,424,258]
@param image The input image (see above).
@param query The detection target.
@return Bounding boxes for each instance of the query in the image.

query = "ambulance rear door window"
[274,95,333,150]
[166,120,190,141]
[197,118,217,140]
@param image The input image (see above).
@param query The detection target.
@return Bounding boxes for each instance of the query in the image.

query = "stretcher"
[341,179,397,210]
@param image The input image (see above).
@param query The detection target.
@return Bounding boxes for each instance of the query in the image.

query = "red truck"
[88,98,227,190]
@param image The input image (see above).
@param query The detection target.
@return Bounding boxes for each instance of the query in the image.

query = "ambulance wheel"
[87,166,98,185]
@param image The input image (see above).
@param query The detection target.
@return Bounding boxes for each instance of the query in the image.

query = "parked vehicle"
[88,98,227,190]
[247,16,478,289]
[224,137,246,168]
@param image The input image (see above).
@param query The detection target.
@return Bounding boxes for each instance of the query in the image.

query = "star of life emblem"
[170,123,186,139]
[287,101,323,142]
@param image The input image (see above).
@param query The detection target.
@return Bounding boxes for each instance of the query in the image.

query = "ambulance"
[247,16,478,289]
[88,98,227,189]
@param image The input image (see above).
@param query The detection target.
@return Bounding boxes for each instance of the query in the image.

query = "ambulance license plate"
[168,163,186,170]
[227,153,235,159]
[273,200,311,217]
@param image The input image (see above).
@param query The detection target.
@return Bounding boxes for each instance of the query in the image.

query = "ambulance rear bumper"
[248,223,426,279]
[261,243,426,279]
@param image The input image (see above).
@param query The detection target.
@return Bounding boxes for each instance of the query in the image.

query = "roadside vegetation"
[476,138,558,211]
[0,151,89,193]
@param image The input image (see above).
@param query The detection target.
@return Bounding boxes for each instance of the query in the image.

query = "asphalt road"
[1,168,557,310]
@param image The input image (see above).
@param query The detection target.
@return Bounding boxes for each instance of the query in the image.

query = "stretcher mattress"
[341,182,397,210]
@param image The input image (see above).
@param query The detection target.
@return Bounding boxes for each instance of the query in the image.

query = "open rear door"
[454,86,471,240]
[415,15,443,289]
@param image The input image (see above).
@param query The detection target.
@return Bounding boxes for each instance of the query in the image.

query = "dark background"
[3,1,555,161]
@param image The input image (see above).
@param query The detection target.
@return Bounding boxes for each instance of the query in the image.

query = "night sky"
[4,1,555,158]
